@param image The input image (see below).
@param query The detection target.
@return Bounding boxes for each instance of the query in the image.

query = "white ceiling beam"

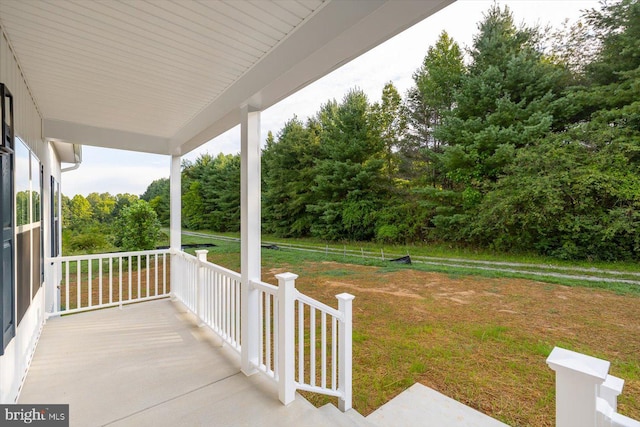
[43,119,170,155]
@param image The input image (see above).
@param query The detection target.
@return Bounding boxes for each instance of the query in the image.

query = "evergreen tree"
[432,5,566,241]
[182,180,205,230]
[309,89,386,241]
[405,30,464,187]
[371,82,407,180]
[469,0,640,259]
[201,153,241,232]
[262,118,319,237]
[585,0,640,86]
[141,178,170,226]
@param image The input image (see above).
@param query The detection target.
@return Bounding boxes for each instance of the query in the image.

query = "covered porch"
[19,299,346,427]
[0,0,456,413]
[42,245,355,412]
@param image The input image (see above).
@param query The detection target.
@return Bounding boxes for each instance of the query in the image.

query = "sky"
[62,0,600,197]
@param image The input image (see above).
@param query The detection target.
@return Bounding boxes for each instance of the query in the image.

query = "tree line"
[137,1,639,261]
[62,192,160,252]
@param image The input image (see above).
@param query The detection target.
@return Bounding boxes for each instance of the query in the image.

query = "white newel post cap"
[546,347,610,381]
[336,293,355,302]
[195,249,208,261]
[275,272,299,283]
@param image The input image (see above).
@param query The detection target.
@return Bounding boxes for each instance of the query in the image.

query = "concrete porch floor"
[18,299,339,427]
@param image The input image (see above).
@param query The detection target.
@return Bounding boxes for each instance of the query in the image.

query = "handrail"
[251,274,353,411]
[48,249,170,316]
[46,248,169,263]
[171,250,242,354]
[251,279,278,293]
[202,259,241,281]
[296,291,343,320]
[48,248,354,411]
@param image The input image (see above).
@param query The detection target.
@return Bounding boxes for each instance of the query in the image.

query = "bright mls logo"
[0,405,68,426]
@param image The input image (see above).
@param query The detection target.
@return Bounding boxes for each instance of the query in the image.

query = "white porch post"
[546,347,610,427]
[240,104,261,375]
[170,154,181,297]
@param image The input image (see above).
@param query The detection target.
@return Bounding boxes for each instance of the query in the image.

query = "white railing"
[171,250,242,353]
[547,347,640,427]
[47,249,170,316]
[252,278,279,379]
[171,249,354,411]
[251,273,354,411]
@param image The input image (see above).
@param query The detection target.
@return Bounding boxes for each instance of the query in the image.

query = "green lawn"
[170,229,640,426]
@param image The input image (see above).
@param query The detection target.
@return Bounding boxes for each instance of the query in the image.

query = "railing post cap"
[275,272,298,281]
[195,249,208,262]
[336,293,355,301]
[602,375,625,394]
[546,347,610,381]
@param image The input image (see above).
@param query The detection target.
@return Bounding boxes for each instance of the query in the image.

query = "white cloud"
[62,146,170,197]
[63,163,170,197]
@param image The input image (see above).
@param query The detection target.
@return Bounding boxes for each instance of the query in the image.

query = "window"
[15,138,41,326]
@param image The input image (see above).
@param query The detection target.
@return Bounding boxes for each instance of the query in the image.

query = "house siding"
[0,25,56,404]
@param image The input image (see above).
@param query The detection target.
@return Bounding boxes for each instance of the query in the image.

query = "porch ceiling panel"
[0,0,454,156]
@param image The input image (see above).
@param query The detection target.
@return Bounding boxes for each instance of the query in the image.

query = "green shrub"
[114,200,161,251]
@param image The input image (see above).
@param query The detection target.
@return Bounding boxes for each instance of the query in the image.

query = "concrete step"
[319,403,377,427]
[366,383,510,427]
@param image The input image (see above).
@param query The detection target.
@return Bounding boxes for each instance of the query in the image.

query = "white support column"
[547,347,610,427]
[337,292,355,412]
[170,155,181,297]
[170,155,182,251]
[240,104,261,375]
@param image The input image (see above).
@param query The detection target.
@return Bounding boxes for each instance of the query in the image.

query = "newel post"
[195,250,208,324]
[546,347,609,427]
[599,375,624,412]
[337,292,355,412]
[276,272,298,405]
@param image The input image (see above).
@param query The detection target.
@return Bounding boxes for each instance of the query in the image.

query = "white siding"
[0,28,43,158]
[0,24,50,404]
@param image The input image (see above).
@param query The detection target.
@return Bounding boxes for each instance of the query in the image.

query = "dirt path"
[184,231,640,286]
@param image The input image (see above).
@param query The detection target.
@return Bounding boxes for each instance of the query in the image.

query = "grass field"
[177,231,640,426]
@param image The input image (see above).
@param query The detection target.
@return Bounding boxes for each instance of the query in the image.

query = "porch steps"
[319,403,377,427]
[366,383,510,427]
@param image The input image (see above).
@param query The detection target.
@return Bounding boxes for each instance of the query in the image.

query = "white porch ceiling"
[0,0,454,156]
